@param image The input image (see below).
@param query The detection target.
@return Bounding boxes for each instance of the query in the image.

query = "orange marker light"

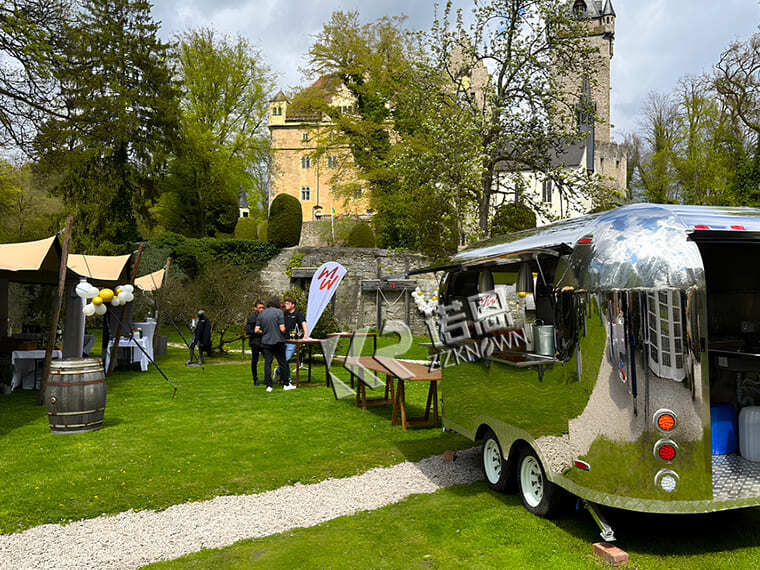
[657,413,676,431]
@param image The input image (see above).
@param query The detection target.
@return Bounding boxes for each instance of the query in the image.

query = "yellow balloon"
[92,296,103,306]
[99,289,114,302]
[115,287,122,294]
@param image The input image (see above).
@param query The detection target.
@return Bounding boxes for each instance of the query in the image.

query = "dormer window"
[573,0,587,16]
[272,105,282,116]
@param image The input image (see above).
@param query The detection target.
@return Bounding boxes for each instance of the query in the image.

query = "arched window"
[573,0,587,16]
[301,156,310,169]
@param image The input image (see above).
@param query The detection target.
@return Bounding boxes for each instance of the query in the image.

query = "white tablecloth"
[132,322,156,361]
[105,337,150,372]
[11,350,63,390]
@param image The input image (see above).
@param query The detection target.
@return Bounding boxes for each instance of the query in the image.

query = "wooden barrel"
[45,358,106,433]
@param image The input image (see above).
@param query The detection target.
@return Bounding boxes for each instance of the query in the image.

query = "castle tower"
[569,0,615,142]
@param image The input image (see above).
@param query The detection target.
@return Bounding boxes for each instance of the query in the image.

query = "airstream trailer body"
[439,203,760,518]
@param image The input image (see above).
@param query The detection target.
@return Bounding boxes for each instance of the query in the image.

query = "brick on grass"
[593,542,628,567]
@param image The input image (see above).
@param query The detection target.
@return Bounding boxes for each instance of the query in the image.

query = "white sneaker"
[283,384,297,391]
[266,386,273,392]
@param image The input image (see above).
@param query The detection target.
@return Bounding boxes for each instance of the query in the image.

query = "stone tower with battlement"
[567,0,616,143]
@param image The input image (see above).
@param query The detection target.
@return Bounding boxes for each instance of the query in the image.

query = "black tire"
[480,428,511,493]
[517,447,566,518]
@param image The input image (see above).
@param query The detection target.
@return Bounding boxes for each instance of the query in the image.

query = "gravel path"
[0,448,482,569]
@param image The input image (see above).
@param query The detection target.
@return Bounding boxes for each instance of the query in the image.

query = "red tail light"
[658,444,676,461]
[653,439,679,463]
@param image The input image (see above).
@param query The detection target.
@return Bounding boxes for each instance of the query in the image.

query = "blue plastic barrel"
[711,403,738,455]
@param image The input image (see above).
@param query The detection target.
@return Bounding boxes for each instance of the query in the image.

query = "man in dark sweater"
[254,298,295,392]
[276,296,309,381]
[244,300,265,386]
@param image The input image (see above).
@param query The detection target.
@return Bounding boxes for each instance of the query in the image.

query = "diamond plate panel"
[713,455,760,501]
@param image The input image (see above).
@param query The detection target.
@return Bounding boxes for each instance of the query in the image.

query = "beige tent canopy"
[67,253,131,284]
[0,236,61,284]
[134,267,166,292]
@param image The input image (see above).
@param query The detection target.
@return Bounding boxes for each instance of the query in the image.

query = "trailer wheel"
[517,447,565,518]
[481,429,510,492]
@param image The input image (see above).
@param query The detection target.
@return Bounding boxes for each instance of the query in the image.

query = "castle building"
[267,79,371,221]
[492,0,627,227]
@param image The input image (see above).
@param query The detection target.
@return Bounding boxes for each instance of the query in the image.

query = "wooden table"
[327,332,377,388]
[284,338,324,387]
[339,355,441,430]
[374,356,441,431]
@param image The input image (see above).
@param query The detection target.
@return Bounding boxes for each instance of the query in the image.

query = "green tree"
[430,0,605,233]
[35,0,178,253]
[0,0,71,150]
[714,30,760,205]
[0,160,64,241]
[155,29,272,237]
[304,12,479,258]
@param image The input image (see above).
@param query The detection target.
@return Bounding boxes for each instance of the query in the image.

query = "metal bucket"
[533,324,556,356]
[45,357,106,434]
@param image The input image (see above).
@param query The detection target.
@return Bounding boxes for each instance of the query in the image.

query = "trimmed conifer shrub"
[234,217,259,239]
[268,194,302,247]
[491,202,536,236]
[346,221,375,248]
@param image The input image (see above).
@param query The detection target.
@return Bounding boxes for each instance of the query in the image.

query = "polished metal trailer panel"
[440,203,760,514]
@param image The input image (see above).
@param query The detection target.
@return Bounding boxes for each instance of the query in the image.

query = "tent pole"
[151,257,170,354]
[106,244,144,376]
[37,216,72,406]
[0,279,8,336]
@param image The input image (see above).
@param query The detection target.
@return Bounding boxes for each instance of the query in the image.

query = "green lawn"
[147,482,760,569]
[0,335,466,534]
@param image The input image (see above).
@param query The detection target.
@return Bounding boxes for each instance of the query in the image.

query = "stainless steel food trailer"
[432,203,760,539]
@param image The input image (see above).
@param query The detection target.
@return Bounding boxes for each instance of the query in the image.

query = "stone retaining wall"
[258,246,439,335]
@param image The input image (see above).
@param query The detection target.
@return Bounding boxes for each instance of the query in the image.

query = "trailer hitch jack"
[582,500,616,542]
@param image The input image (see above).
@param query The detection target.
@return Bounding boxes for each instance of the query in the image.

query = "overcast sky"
[150,0,760,141]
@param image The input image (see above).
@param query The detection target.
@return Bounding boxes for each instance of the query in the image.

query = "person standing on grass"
[245,300,265,386]
[254,297,295,392]
[275,296,309,382]
[186,310,212,366]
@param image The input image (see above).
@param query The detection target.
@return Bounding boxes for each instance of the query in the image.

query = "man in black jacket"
[187,310,212,365]
[245,300,265,385]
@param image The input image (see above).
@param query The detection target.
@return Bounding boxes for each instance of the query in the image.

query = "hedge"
[347,221,375,248]
[151,232,280,277]
[268,194,302,247]
[234,217,259,240]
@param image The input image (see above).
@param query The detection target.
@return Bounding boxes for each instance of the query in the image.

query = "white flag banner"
[306,262,347,335]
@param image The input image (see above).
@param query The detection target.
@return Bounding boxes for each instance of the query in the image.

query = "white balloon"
[83,303,96,316]
[124,291,134,303]
[94,303,107,315]
[75,281,91,299]
[111,297,121,307]
[118,291,128,303]
[121,284,134,294]
[87,285,99,299]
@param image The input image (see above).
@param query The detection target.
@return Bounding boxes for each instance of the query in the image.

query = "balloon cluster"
[76,280,135,317]
[413,287,438,317]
